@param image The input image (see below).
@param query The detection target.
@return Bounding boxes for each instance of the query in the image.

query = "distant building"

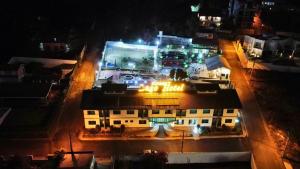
[0,83,53,107]
[81,83,241,129]
[8,57,77,83]
[197,9,222,28]
[0,64,25,83]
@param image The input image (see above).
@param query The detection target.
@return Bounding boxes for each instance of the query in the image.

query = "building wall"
[83,108,240,129]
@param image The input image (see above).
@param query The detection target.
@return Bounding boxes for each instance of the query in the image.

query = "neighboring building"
[204,56,231,80]
[9,57,76,77]
[0,83,53,107]
[242,35,300,57]
[228,0,259,28]
[197,9,222,28]
[243,35,265,57]
[0,64,25,83]
[81,82,241,129]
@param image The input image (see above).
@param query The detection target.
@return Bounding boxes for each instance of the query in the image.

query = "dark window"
[130,120,134,123]
[227,109,234,113]
[139,120,147,124]
[102,110,110,117]
[165,110,172,114]
[113,110,121,115]
[127,110,135,114]
[113,120,121,124]
[88,121,96,125]
[190,109,197,114]
[125,120,128,123]
[176,110,186,117]
[203,109,210,114]
[176,119,184,125]
[138,110,148,117]
[152,109,159,114]
[225,119,232,123]
[254,42,262,49]
[87,110,95,115]
[202,119,209,123]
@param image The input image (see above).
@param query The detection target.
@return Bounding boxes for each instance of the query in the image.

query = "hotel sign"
[138,81,184,93]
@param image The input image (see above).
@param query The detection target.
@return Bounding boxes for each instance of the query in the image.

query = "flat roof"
[0,83,52,99]
[81,84,241,110]
[8,57,77,68]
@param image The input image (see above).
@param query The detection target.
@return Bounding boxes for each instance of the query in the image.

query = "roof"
[193,83,220,92]
[197,8,223,16]
[81,87,242,110]
[101,83,127,92]
[193,38,218,47]
[8,57,77,68]
[0,64,20,71]
[0,83,52,99]
[205,56,231,70]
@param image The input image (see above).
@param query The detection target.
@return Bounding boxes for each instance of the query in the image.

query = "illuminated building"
[81,83,241,129]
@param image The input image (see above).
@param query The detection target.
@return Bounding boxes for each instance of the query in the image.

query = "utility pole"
[181,130,184,153]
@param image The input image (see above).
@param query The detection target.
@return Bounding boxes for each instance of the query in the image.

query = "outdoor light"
[155,40,160,45]
[193,127,198,134]
[138,38,142,44]
[235,119,240,123]
[181,46,185,49]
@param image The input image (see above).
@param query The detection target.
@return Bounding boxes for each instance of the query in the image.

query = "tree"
[169,69,176,79]
[141,151,168,169]
[175,69,188,80]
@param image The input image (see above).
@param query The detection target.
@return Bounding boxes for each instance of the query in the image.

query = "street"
[219,40,285,169]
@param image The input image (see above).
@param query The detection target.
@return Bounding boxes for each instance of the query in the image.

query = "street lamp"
[138,38,142,44]
[156,40,160,46]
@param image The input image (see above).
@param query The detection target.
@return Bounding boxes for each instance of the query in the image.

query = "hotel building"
[81,82,242,129]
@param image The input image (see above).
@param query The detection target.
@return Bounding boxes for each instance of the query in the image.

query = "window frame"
[87,110,95,115]
[201,119,209,124]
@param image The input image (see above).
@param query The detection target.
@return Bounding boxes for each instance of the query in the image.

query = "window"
[203,109,210,114]
[152,109,159,114]
[190,109,197,114]
[87,110,95,115]
[130,120,134,123]
[125,120,128,123]
[127,110,135,114]
[165,110,172,114]
[254,42,262,49]
[189,119,197,125]
[113,110,121,115]
[176,119,184,125]
[176,110,186,117]
[113,120,121,124]
[227,109,234,113]
[202,119,209,123]
[139,120,147,124]
[88,121,96,125]
[225,119,232,123]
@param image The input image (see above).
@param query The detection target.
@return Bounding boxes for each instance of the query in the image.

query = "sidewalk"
[78,131,246,141]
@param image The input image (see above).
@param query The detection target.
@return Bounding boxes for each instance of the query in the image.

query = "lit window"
[225,119,232,123]
[189,119,197,125]
[87,110,95,115]
[176,119,184,125]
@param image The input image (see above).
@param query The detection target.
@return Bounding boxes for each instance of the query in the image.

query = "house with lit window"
[81,82,241,130]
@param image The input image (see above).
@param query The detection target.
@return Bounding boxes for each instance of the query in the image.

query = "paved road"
[219,40,285,169]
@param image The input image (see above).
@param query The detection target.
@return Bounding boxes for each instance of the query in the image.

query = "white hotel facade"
[81,83,242,129]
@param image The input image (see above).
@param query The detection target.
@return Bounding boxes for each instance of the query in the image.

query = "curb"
[78,132,246,141]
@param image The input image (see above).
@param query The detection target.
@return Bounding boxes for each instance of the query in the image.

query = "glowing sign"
[138,81,184,93]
